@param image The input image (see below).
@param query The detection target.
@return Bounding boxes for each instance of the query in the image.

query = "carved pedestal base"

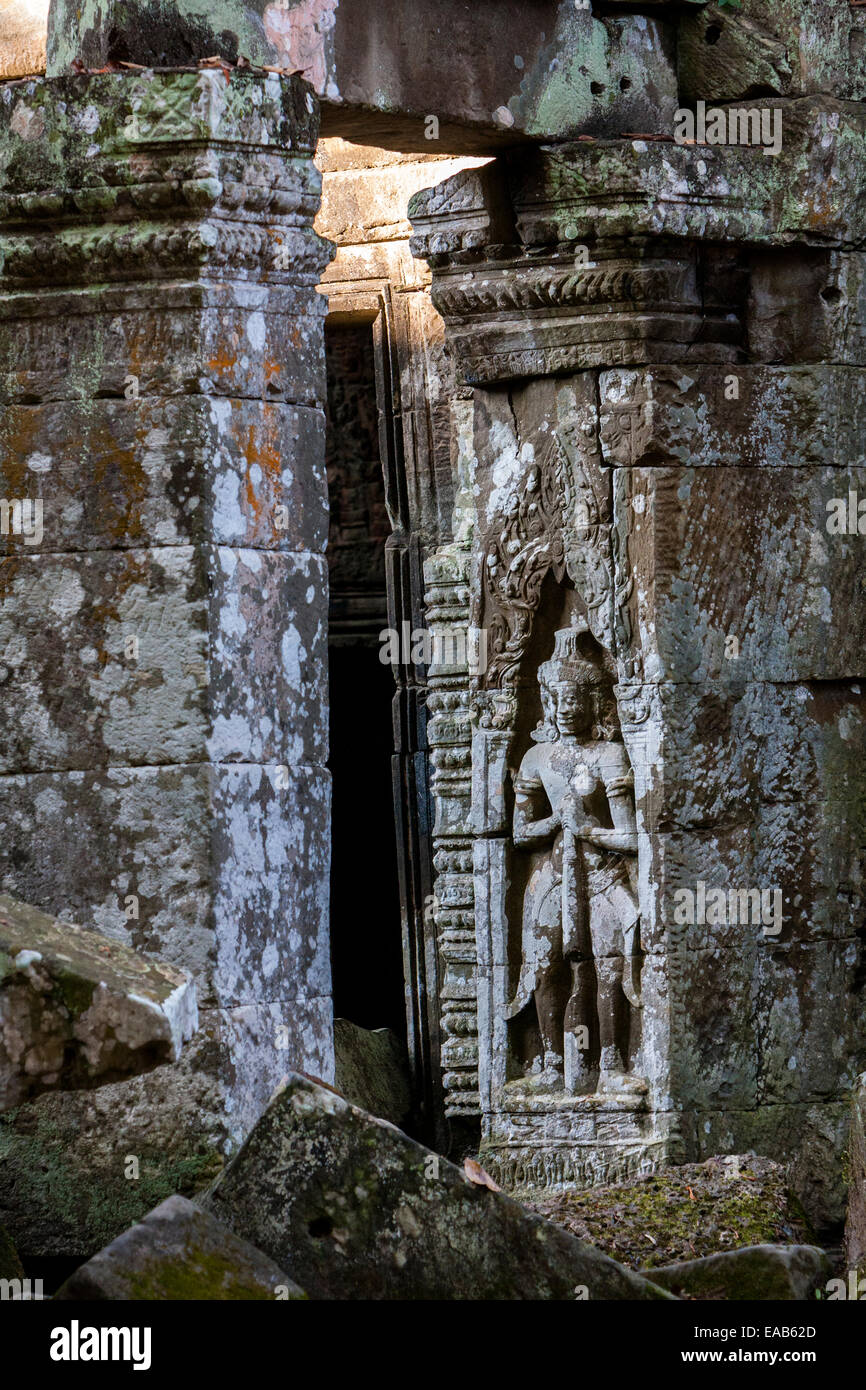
[481,1091,675,1193]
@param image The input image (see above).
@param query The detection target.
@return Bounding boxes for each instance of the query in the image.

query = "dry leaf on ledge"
[464,1157,502,1191]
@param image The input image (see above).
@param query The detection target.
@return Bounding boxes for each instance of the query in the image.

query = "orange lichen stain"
[263,357,283,389]
[234,402,284,536]
[206,346,240,380]
[799,184,835,230]
[126,338,144,388]
[2,408,40,492]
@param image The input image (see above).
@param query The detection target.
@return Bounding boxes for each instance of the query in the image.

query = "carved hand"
[561,795,599,839]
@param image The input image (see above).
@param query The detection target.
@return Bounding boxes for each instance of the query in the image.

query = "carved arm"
[574,772,638,855]
[513,775,559,848]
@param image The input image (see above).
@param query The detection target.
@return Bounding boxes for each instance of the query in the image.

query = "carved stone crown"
[538,619,603,692]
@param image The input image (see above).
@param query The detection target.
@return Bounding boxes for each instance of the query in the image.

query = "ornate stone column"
[0,69,334,1252]
[423,474,477,1132]
[411,106,866,1221]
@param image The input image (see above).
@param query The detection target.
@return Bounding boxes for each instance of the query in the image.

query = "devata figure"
[507,622,646,1097]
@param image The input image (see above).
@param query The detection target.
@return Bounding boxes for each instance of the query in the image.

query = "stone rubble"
[54,1195,305,1301]
[0,893,197,1111]
[201,1072,674,1300]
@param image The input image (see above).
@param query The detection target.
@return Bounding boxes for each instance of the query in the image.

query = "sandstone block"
[643,1244,830,1301]
[203,1073,674,1300]
[844,1074,866,1277]
[0,893,197,1111]
[54,1195,305,1300]
[333,1018,411,1127]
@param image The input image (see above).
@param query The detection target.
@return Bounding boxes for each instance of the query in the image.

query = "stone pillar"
[0,69,334,1254]
[410,103,866,1222]
[424,533,476,1131]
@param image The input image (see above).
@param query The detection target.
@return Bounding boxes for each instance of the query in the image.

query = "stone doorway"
[325,318,405,1039]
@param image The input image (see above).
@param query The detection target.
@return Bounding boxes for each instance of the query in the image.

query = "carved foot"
[597,1046,647,1097]
[521,1052,564,1092]
[597,1069,648,1098]
[564,1034,594,1095]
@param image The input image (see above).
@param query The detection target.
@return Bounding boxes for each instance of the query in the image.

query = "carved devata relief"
[508,618,645,1097]
[472,395,647,1106]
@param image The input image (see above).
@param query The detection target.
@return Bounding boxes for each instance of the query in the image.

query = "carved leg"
[597,956,647,1097]
[564,958,594,1094]
[597,955,624,1066]
[533,960,570,1086]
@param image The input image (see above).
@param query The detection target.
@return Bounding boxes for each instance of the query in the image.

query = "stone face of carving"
[508,624,644,1100]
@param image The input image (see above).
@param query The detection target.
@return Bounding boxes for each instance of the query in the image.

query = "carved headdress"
[533,618,620,742]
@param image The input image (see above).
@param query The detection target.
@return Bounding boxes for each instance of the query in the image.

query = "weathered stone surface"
[643,1244,830,1302]
[0,1220,23,1279]
[619,681,865,840]
[1,1033,224,1260]
[598,365,866,472]
[528,1156,814,1271]
[0,294,328,409]
[46,2,681,149]
[651,937,865,1110]
[0,994,332,1259]
[2,0,865,1287]
[54,1194,305,1300]
[844,1074,866,1278]
[642,817,865,951]
[203,1073,674,1299]
[0,894,197,1111]
[410,107,866,383]
[679,0,866,104]
[748,251,866,365]
[0,545,328,772]
[459,362,864,1209]
[0,69,335,1257]
[617,466,866,685]
[410,38,866,1226]
[0,764,331,1011]
[333,1018,411,1127]
[0,398,328,554]
[317,154,488,247]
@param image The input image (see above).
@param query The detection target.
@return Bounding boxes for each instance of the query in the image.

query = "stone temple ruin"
[0,0,865,1300]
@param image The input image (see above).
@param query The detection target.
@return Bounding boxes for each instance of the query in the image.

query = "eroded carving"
[507,620,645,1099]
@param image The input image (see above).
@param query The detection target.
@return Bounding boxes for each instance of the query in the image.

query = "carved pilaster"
[423,544,477,1118]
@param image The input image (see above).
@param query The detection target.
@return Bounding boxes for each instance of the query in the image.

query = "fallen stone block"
[54,1195,304,1301]
[333,1018,412,1128]
[202,1073,674,1300]
[0,894,197,1111]
[844,1073,866,1278]
[640,1244,831,1301]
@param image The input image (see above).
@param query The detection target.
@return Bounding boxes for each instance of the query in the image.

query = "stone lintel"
[409,106,866,383]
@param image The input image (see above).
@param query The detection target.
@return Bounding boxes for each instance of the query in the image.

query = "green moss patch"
[524,1155,814,1270]
[0,1107,225,1258]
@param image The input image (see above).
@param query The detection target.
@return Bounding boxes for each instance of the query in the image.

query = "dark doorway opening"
[325,320,405,1038]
